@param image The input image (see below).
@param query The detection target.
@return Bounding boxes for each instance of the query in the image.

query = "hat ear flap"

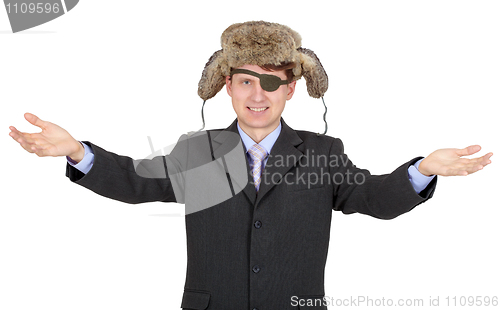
[297,47,328,98]
[198,49,227,100]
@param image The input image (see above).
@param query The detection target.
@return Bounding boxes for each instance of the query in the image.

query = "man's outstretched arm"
[9,112,177,204]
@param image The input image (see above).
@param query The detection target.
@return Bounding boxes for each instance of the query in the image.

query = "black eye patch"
[230,68,289,92]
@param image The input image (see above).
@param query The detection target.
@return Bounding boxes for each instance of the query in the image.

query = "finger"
[24,113,46,130]
[467,152,493,167]
[446,157,482,176]
[9,126,23,137]
[10,126,49,145]
[10,128,49,155]
[455,145,481,157]
[18,140,37,153]
[444,166,469,176]
[9,126,29,138]
[462,166,483,176]
[9,126,22,141]
[9,127,30,144]
[459,160,488,176]
[479,153,493,167]
[450,166,478,176]
[10,129,37,145]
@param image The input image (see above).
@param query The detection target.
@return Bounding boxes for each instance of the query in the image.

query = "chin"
[247,119,277,130]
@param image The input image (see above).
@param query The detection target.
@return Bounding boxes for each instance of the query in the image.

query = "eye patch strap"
[230,68,289,92]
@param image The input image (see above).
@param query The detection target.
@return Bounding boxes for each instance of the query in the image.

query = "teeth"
[249,107,267,112]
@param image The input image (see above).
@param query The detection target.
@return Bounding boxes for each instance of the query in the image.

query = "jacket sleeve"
[329,138,437,219]
[66,141,178,204]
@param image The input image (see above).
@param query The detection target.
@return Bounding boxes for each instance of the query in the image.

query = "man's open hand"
[418,145,493,177]
[9,113,84,162]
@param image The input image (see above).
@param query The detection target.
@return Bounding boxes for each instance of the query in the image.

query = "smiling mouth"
[248,107,268,112]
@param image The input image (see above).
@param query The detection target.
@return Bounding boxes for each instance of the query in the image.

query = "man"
[9,21,492,309]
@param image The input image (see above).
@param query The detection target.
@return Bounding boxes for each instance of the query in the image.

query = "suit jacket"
[66,118,437,310]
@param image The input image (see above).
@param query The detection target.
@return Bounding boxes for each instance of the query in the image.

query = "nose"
[250,83,266,102]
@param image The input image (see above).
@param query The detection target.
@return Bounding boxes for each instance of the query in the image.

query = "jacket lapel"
[208,118,304,207]
[210,119,256,204]
[255,119,303,206]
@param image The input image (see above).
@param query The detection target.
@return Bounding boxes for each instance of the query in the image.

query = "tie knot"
[248,144,268,163]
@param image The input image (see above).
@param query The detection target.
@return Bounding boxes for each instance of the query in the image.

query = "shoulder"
[292,129,345,155]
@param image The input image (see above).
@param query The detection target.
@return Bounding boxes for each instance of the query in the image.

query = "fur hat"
[198,21,328,100]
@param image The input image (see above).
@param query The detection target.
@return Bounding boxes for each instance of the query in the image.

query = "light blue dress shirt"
[66,142,94,174]
[237,122,282,168]
[69,122,435,194]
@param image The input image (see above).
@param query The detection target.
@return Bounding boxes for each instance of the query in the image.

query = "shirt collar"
[237,121,282,155]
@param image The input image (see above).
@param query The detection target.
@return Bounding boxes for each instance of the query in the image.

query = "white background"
[1,1,499,309]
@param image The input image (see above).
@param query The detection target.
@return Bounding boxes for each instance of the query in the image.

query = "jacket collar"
[211,118,303,206]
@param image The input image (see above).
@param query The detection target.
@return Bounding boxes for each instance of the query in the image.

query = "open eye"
[242,80,251,85]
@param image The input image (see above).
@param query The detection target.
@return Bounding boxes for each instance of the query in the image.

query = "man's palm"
[419,145,493,177]
[9,113,84,161]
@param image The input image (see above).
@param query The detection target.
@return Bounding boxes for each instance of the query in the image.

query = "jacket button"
[252,265,261,273]
[254,220,262,229]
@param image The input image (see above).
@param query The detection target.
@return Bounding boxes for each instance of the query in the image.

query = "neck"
[238,121,279,144]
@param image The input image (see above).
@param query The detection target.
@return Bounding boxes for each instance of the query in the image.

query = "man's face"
[226,64,296,139]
